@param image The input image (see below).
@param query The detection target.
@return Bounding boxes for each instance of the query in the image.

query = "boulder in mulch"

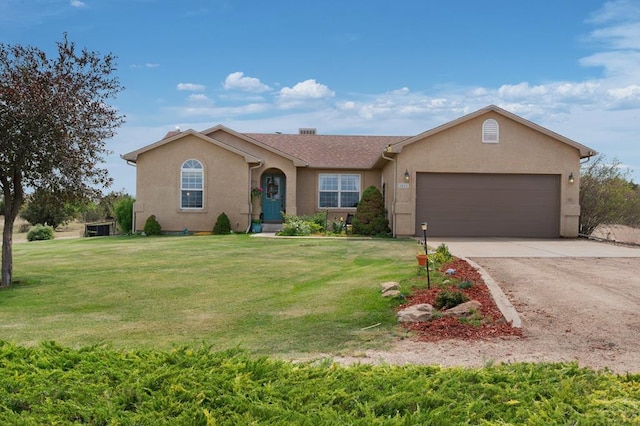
[397,303,434,323]
[442,300,482,318]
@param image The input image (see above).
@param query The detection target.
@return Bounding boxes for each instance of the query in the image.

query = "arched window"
[181,159,203,209]
[482,119,499,143]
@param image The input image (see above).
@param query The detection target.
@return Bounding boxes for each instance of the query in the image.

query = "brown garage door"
[415,173,560,237]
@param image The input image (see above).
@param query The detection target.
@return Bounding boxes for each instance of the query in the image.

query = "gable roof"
[386,104,597,158]
[121,128,262,164]
[244,133,408,169]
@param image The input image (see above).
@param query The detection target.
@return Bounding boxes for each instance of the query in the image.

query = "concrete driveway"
[425,237,640,372]
[428,237,640,258]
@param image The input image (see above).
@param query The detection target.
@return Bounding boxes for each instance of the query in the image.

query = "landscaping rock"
[397,304,434,323]
[442,300,482,318]
[382,289,402,298]
[380,281,399,293]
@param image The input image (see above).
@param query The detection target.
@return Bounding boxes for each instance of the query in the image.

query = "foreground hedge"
[0,342,638,424]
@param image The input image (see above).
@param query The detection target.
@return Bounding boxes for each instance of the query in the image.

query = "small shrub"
[331,220,345,234]
[212,212,231,235]
[352,186,390,236]
[457,281,474,290]
[459,309,483,327]
[434,290,469,309]
[432,243,453,265]
[143,215,162,235]
[279,216,312,236]
[278,214,323,236]
[26,224,55,241]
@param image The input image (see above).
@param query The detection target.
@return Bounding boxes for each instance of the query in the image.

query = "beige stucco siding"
[295,169,382,222]
[209,130,299,217]
[390,112,581,237]
[133,134,250,232]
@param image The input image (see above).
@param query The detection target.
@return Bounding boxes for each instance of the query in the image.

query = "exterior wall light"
[404,169,410,182]
[568,172,574,184]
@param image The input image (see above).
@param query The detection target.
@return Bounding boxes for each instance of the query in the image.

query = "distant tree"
[114,195,135,234]
[20,189,77,229]
[82,190,130,223]
[0,35,124,286]
[580,155,640,235]
[352,186,390,236]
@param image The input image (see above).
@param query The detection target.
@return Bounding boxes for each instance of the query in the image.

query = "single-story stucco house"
[122,104,596,238]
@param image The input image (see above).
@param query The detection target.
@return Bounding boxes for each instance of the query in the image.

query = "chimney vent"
[299,128,317,135]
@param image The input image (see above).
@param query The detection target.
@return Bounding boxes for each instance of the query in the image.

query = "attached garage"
[415,173,561,237]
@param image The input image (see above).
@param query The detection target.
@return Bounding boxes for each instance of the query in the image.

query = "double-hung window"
[319,173,360,208]
[181,159,203,209]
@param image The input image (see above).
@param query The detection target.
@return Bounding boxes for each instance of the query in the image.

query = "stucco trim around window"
[180,159,204,209]
[318,173,361,208]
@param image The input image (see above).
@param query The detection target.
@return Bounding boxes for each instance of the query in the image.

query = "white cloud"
[223,72,271,93]
[497,82,548,100]
[391,87,410,95]
[187,93,211,103]
[177,83,206,92]
[280,79,335,100]
[70,0,86,7]
[145,63,160,68]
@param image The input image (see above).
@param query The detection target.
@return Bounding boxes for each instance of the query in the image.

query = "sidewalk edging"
[462,256,522,328]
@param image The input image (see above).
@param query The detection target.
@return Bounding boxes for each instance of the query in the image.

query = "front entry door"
[262,173,285,222]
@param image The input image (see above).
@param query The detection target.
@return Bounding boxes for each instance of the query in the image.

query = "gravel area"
[331,257,640,374]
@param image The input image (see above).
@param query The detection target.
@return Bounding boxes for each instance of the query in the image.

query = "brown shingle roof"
[244,133,408,168]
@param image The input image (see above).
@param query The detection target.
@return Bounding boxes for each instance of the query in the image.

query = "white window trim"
[482,119,499,143]
[180,159,204,210]
[318,173,361,209]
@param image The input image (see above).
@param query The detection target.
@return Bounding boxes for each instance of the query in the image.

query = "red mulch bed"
[398,258,523,342]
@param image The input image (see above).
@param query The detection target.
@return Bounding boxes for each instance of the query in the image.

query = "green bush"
[279,216,312,236]
[212,212,232,235]
[0,343,637,424]
[114,195,135,234]
[352,186,390,236]
[434,290,469,309]
[143,214,162,235]
[26,224,55,241]
[457,281,474,290]
[432,243,453,265]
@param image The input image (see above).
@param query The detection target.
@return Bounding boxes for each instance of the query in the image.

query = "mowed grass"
[1,235,416,355]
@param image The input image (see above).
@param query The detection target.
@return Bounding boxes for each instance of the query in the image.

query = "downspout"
[382,149,397,237]
[124,159,137,233]
[246,161,263,233]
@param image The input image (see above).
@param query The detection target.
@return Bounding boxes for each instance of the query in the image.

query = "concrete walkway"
[428,237,640,258]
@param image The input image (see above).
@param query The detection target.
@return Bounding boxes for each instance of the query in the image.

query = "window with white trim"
[180,159,203,209]
[318,173,361,208]
[482,119,499,143]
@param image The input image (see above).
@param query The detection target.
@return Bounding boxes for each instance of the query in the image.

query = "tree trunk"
[1,213,14,287]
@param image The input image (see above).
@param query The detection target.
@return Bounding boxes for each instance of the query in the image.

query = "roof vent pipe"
[299,128,317,135]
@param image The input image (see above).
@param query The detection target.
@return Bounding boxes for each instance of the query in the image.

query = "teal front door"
[262,173,285,222]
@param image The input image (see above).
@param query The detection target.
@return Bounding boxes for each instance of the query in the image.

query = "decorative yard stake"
[421,222,430,289]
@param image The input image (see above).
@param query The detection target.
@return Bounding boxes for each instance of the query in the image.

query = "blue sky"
[2,0,640,194]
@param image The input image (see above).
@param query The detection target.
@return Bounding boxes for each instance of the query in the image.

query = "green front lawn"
[2,234,416,355]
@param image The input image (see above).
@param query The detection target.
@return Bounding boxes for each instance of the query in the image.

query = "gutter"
[382,148,397,237]
[246,161,264,233]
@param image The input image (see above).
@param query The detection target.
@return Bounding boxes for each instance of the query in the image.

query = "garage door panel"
[416,173,560,237]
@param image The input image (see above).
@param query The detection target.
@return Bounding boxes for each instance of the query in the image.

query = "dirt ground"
[332,257,640,374]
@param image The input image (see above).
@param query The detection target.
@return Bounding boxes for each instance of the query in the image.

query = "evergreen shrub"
[143,214,162,235]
